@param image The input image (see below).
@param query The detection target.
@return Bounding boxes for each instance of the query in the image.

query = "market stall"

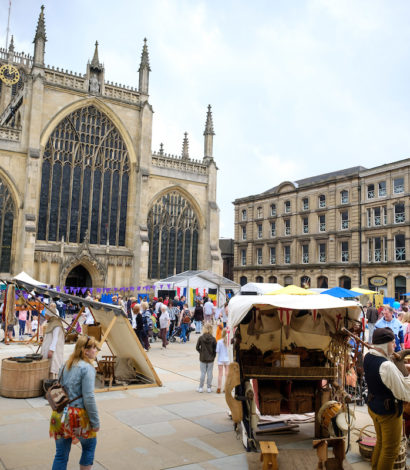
[154,270,240,307]
[1,279,162,395]
[226,293,362,450]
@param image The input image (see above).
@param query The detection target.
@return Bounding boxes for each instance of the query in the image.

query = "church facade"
[0,6,221,288]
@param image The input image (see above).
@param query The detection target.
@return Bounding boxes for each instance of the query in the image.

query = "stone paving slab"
[162,400,226,419]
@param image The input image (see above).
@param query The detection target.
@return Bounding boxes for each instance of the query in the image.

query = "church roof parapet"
[0,47,33,68]
[152,152,208,175]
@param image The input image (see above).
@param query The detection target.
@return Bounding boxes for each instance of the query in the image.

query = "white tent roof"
[13,271,47,287]
[155,270,240,290]
[228,293,362,328]
[240,282,283,295]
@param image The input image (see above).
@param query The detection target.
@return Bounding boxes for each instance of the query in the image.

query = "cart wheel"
[170,337,176,343]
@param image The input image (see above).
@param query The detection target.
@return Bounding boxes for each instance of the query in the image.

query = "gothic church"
[0,6,221,287]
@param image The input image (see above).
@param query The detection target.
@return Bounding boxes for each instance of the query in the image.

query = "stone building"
[219,238,234,280]
[233,159,410,299]
[0,6,221,288]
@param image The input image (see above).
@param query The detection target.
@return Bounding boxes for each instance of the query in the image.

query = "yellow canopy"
[267,285,316,295]
[351,287,376,295]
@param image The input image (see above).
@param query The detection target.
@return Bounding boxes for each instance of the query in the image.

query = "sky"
[2,0,410,238]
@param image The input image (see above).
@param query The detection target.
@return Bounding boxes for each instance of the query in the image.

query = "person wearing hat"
[375,305,404,352]
[41,303,65,379]
[363,327,410,469]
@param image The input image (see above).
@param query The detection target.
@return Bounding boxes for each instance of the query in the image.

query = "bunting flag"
[278,308,292,325]
[167,284,171,289]
[196,288,199,296]
[81,288,87,295]
[312,309,318,322]
[137,286,141,291]
[177,287,181,297]
[130,287,135,291]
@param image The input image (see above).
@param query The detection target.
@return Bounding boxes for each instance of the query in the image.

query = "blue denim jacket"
[59,360,100,428]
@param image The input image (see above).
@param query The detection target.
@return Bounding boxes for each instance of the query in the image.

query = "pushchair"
[170,325,182,342]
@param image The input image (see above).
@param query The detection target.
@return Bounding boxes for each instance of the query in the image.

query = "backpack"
[142,312,153,331]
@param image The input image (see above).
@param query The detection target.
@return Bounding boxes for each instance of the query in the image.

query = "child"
[31,317,38,334]
[216,328,229,394]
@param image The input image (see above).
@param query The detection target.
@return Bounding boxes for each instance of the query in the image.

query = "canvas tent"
[11,279,161,391]
[13,272,47,287]
[154,270,240,307]
[228,293,361,352]
[240,282,282,295]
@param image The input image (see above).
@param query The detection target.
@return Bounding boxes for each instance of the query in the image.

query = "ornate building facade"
[0,7,221,287]
[233,159,410,299]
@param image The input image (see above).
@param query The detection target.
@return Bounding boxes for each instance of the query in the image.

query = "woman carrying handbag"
[49,335,100,470]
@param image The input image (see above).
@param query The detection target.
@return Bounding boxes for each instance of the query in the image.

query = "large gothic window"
[0,179,15,272]
[37,106,130,246]
[148,191,199,279]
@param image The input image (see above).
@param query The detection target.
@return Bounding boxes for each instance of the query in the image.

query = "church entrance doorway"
[65,265,92,288]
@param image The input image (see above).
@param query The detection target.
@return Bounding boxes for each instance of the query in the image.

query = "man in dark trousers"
[366,301,379,343]
[364,328,410,470]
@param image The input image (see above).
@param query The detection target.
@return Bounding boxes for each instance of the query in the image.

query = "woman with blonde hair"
[49,335,100,470]
[216,328,229,393]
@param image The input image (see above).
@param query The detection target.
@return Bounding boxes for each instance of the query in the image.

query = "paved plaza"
[0,335,377,469]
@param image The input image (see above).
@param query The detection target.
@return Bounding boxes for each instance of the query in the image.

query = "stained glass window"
[37,105,130,246]
[0,180,15,272]
[148,191,199,278]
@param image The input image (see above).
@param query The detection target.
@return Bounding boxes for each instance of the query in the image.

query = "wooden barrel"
[0,358,49,398]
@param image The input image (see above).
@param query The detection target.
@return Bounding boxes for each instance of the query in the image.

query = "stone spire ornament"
[138,38,151,95]
[203,105,215,161]
[8,35,14,53]
[159,143,164,155]
[90,41,102,70]
[33,5,47,43]
[181,132,189,160]
[33,5,47,66]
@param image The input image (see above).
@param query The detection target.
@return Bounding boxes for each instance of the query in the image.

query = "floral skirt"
[50,406,97,442]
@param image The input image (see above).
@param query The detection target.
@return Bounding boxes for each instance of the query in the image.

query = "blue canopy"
[321,287,362,298]
[402,292,410,296]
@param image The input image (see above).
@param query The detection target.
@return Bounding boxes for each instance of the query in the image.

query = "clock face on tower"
[0,64,20,86]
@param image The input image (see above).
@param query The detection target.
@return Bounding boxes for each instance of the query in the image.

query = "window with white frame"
[257,224,263,239]
[394,177,404,194]
[242,226,247,240]
[284,200,291,213]
[318,194,326,208]
[302,217,309,234]
[257,207,263,219]
[302,245,309,264]
[285,219,291,235]
[241,249,247,266]
[270,204,276,216]
[395,234,406,261]
[341,241,349,262]
[341,190,349,204]
[367,183,375,199]
[378,181,386,197]
[319,243,326,263]
[341,211,349,230]
[270,246,276,264]
[284,245,291,264]
[302,197,309,211]
[367,206,386,227]
[256,248,263,265]
[241,209,247,221]
[319,214,326,232]
[271,222,276,237]
[394,203,405,224]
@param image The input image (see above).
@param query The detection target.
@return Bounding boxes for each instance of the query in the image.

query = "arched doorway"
[240,276,247,286]
[268,275,277,283]
[339,276,351,289]
[255,276,264,283]
[317,276,328,288]
[65,265,92,288]
[284,276,293,287]
[300,276,311,288]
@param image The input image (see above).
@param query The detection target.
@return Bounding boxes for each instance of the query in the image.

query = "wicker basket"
[259,385,282,416]
[357,424,376,461]
[288,396,314,414]
[358,424,407,469]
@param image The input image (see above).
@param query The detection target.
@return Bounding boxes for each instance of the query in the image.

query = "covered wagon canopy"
[13,271,48,287]
[228,294,362,352]
[10,278,161,388]
[240,282,283,295]
[155,270,240,306]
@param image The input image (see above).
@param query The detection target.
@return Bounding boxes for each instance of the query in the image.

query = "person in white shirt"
[363,327,410,469]
[203,299,214,324]
[216,328,230,394]
[41,303,65,379]
[159,305,170,349]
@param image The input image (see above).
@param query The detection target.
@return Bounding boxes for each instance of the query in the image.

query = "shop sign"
[369,276,387,287]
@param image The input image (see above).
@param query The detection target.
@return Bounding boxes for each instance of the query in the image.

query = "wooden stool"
[98,355,116,387]
[313,438,345,470]
[260,441,278,470]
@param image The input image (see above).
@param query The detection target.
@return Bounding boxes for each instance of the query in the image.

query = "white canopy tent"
[154,270,240,307]
[12,272,48,287]
[228,294,362,352]
[239,282,283,295]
